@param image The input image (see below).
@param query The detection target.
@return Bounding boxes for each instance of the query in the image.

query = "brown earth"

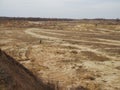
[0,49,55,90]
[0,19,120,90]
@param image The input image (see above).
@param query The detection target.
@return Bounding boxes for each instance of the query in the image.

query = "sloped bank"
[0,49,55,90]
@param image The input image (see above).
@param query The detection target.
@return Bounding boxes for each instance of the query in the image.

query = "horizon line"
[0,16,119,20]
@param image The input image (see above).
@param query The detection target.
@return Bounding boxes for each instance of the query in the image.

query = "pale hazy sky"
[0,0,120,19]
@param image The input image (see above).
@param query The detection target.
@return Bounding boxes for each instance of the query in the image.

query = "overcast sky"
[0,0,120,19]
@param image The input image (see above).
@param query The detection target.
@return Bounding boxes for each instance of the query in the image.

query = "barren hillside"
[0,18,120,90]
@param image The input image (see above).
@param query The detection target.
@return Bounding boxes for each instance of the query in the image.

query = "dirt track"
[0,22,120,90]
[25,28,120,46]
[24,28,120,90]
[25,28,120,59]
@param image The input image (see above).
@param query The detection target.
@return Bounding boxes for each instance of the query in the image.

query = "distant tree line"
[0,17,75,21]
[0,17,119,25]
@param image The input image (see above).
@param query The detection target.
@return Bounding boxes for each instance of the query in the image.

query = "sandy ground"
[0,23,120,90]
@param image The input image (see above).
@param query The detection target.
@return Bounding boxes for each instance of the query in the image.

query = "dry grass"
[81,51,110,61]
[0,19,120,90]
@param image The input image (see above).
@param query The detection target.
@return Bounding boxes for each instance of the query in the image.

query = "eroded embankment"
[0,49,54,90]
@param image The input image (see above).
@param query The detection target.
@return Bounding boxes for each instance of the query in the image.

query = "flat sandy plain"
[0,19,120,90]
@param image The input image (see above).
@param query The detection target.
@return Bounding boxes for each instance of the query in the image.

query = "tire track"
[25,28,120,46]
[24,28,120,60]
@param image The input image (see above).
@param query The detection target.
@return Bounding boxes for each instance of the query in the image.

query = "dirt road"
[24,28,120,90]
[0,26,120,90]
